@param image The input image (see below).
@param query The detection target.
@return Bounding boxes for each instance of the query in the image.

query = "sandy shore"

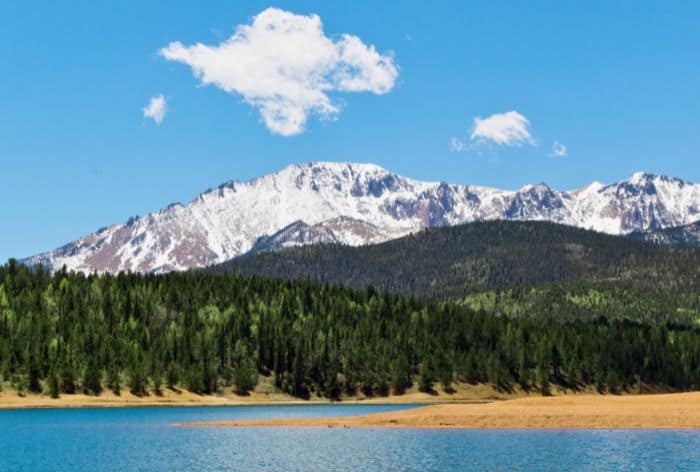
[184,392,700,429]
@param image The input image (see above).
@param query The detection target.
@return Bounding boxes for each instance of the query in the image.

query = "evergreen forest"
[2,239,700,399]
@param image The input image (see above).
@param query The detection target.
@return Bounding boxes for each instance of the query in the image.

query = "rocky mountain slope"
[21,162,700,273]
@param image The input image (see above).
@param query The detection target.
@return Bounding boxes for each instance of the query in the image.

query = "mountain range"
[21,162,700,273]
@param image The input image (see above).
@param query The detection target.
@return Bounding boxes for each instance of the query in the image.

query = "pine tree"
[233,341,257,394]
[28,365,42,393]
[129,362,147,396]
[536,365,550,396]
[48,369,60,399]
[166,363,179,389]
[152,369,163,395]
[606,371,620,394]
[519,367,532,390]
[419,357,435,393]
[391,353,411,395]
[187,368,204,394]
[83,359,103,395]
[60,363,76,394]
[292,340,306,398]
[107,366,121,395]
[12,372,27,397]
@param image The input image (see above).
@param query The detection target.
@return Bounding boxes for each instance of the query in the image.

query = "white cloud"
[159,8,398,136]
[470,110,534,146]
[143,94,167,124]
[550,140,567,157]
[449,137,465,152]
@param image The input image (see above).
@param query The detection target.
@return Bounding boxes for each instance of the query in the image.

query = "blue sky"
[1,1,699,261]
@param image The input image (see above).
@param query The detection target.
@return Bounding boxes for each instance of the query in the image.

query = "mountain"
[246,216,394,256]
[211,220,700,301]
[21,162,700,273]
[630,221,700,246]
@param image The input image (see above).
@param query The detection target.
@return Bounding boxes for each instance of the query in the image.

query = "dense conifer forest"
[213,221,700,302]
[2,255,700,399]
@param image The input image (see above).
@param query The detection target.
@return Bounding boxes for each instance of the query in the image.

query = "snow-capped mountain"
[21,162,700,273]
[245,217,397,256]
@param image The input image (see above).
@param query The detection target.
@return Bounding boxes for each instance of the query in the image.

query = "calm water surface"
[2,404,700,471]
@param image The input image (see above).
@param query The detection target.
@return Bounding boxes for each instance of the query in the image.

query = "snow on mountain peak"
[570,181,604,197]
[20,162,700,274]
[629,171,654,183]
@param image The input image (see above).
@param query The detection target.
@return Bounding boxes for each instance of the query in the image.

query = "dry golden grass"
[0,388,304,409]
[0,381,523,409]
[185,392,700,429]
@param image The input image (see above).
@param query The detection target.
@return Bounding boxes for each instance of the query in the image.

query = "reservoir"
[2,404,700,471]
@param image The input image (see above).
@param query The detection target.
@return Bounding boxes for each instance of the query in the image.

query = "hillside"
[630,221,700,246]
[4,261,700,402]
[211,220,700,296]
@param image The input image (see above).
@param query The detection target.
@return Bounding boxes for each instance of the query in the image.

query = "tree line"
[2,259,700,399]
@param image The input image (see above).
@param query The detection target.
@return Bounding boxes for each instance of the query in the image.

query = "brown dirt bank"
[0,389,303,409]
[0,382,528,410]
[184,392,700,429]
[0,380,674,411]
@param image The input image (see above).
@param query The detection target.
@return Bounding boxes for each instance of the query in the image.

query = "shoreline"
[0,382,510,410]
[0,382,683,415]
[182,392,700,430]
[0,391,428,410]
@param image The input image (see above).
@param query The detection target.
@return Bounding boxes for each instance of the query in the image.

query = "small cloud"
[470,110,534,147]
[143,94,167,124]
[550,140,567,157]
[159,8,399,136]
[449,137,465,152]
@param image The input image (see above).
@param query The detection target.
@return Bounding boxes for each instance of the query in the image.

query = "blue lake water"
[2,404,700,471]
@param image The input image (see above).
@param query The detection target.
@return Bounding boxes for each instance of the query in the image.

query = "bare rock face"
[21,162,700,273]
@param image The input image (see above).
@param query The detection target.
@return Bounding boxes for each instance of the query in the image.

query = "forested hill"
[209,221,700,300]
[3,262,700,399]
[630,221,700,246]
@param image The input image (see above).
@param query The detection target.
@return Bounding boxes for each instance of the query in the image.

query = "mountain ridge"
[21,162,700,273]
[210,219,700,306]
[630,221,700,246]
